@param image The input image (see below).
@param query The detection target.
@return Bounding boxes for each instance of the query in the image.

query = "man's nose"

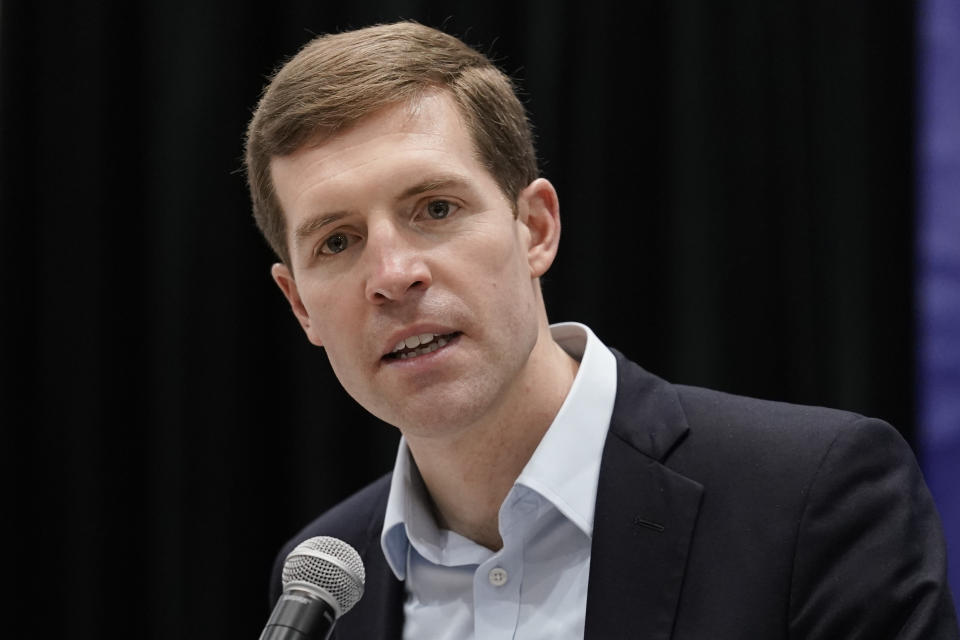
[363,222,432,303]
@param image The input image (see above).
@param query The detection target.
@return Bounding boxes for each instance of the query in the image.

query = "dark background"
[1,1,919,637]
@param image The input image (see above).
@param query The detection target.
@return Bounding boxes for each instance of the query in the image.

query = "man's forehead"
[271,94,470,182]
[269,93,485,204]
[302,91,465,154]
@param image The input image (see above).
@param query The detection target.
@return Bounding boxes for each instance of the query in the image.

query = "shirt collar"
[515,322,617,537]
[380,322,618,580]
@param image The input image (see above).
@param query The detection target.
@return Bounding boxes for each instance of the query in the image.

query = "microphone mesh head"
[281,536,366,616]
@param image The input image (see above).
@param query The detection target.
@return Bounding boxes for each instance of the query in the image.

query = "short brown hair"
[244,21,539,266]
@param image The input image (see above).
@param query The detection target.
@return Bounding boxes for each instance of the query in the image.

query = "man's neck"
[403,326,580,550]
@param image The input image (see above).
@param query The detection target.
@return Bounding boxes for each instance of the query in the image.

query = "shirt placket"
[473,536,524,638]
[473,488,539,639]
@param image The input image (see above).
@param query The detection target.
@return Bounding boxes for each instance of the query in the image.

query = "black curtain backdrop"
[1,2,916,637]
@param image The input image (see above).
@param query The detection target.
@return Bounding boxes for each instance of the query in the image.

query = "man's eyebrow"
[293,211,348,246]
[398,175,470,200]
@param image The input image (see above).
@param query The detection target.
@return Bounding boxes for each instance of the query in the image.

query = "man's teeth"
[391,332,450,359]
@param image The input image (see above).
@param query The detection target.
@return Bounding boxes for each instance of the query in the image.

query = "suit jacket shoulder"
[585,351,958,639]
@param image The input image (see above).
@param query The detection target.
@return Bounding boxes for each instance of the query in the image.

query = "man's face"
[269,92,559,438]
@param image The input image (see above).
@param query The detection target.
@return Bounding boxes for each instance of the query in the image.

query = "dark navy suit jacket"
[270,351,959,639]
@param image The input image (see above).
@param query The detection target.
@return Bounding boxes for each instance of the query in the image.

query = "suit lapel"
[335,549,404,639]
[332,486,405,640]
[585,351,704,640]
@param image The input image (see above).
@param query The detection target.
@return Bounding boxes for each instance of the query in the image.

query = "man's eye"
[426,200,453,219]
[320,232,350,255]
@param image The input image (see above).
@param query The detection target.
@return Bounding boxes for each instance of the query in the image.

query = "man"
[245,21,959,639]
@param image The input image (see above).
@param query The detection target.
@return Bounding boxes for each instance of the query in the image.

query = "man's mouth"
[385,332,460,360]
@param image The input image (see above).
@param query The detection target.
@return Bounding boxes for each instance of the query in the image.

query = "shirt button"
[488,567,509,587]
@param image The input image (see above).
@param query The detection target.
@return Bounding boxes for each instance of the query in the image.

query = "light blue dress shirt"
[380,323,618,639]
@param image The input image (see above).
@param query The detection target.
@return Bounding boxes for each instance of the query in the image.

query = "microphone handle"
[260,588,337,640]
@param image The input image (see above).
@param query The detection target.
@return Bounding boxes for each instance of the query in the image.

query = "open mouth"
[385,332,460,360]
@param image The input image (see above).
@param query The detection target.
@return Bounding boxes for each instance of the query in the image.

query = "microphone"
[260,536,366,640]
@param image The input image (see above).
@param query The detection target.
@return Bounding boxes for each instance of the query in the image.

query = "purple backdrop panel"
[918,0,960,616]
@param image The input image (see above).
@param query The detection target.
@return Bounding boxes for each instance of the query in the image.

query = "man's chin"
[373,390,493,440]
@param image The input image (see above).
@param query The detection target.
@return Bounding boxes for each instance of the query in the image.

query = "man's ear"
[271,263,323,346]
[517,178,561,278]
